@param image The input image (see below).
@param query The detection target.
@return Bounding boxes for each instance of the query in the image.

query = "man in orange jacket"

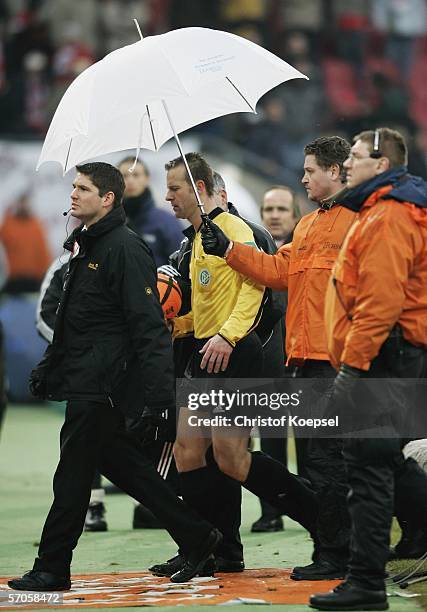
[309,128,427,611]
[201,136,355,580]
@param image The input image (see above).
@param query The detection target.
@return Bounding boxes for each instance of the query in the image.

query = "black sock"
[179,467,213,522]
[243,451,318,533]
[206,447,243,561]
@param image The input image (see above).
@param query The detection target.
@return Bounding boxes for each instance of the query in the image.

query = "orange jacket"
[0,214,51,281]
[226,205,355,364]
[325,185,427,370]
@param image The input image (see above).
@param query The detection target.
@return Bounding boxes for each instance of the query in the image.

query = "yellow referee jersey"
[173,208,264,346]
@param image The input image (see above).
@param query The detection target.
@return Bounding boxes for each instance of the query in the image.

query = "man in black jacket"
[8,162,221,592]
[119,157,183,266]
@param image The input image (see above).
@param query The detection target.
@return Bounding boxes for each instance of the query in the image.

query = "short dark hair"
[261,185,301,221]
[76,162,125,207]
[165,152,214,197]
[117,156,150,176]
[354,128,408,168]
[304,136,351,182]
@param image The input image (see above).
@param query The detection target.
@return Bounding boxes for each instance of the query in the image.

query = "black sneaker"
[150,553,216,577]
[309,580,388,611]
[133,504,162,529]
[291,559,346,581]
[251,516,284,533]
[8,570,71,592]
[170,529,223,583]
[84,502,107,532]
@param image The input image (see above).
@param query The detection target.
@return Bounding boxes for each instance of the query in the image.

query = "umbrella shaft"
[161,99,206,216]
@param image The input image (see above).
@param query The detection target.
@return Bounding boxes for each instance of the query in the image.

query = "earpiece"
[370,129,382,159]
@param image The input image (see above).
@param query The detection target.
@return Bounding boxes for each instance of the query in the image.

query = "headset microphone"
[62,208,72,216]
[370,128,382,159]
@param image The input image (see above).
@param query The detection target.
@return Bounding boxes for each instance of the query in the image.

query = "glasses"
[346,153,375,163]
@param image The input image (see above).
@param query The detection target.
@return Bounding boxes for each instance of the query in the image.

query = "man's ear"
[329,163,341,181]
[196,179,205,194]
[103,191,115,208]
[375,157,390,175]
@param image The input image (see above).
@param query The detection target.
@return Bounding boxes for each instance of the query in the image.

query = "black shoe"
[291,559,346,581]
[251,516,284,533]
[149,553,243,576]
[170,528,222,583]
[216,557,245,572]
[133,504,162,529]
[8,570,71,592]
[84,502,107,532]
[149,554,184,577]
[309,581,388,611]
[389,528,427,560]
[149,554,215,577]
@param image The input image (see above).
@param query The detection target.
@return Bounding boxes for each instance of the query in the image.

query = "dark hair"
[354,127,408,167]
[261,184,301,221]
[165,152,214,197]
[213,171,226,193]
[76,162,125,207]
[117,156,150,176]
[304,136,351,182]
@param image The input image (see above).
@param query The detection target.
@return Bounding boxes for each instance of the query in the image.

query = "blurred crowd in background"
[0,0,427,401]
[1,0,427,184]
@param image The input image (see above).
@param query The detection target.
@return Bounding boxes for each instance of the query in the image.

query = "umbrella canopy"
[37,27,308,173]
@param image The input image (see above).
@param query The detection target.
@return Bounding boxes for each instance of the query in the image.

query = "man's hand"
[29,369,47,399]
[126,406,175,442]
[199,334,233,374]
[157,264,180,279]
[201,218,231,257]
[332,363,363,404]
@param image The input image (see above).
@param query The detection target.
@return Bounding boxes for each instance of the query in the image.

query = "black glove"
[332,363,363,405]
[200,218,231,257]
[127,406,175,442]
[29,369,47,399]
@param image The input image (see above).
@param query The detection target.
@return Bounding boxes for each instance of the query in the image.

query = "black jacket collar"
[64,206,126,252]
[182,207,224,238]
[123,188,156,224]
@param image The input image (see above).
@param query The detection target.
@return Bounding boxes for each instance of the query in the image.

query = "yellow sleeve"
[172,310,194,338]
[217,214,265,345]
[218,276,264,345]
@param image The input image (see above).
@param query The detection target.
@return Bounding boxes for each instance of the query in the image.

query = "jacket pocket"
[92,343,128,395]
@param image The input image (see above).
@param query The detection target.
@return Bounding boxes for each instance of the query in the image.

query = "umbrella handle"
[161,99,207,216]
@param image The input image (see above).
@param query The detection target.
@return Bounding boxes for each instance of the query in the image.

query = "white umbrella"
[38,26,308,212]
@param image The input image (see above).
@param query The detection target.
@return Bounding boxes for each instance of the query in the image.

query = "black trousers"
[258,320,288,519]
[294,360,350,564]
[344,334,427,590]
[33,399,212,577]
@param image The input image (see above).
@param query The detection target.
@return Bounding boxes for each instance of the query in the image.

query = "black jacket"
[34,206,174,416]
[36,258,68,343]
[123,188,183,267]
